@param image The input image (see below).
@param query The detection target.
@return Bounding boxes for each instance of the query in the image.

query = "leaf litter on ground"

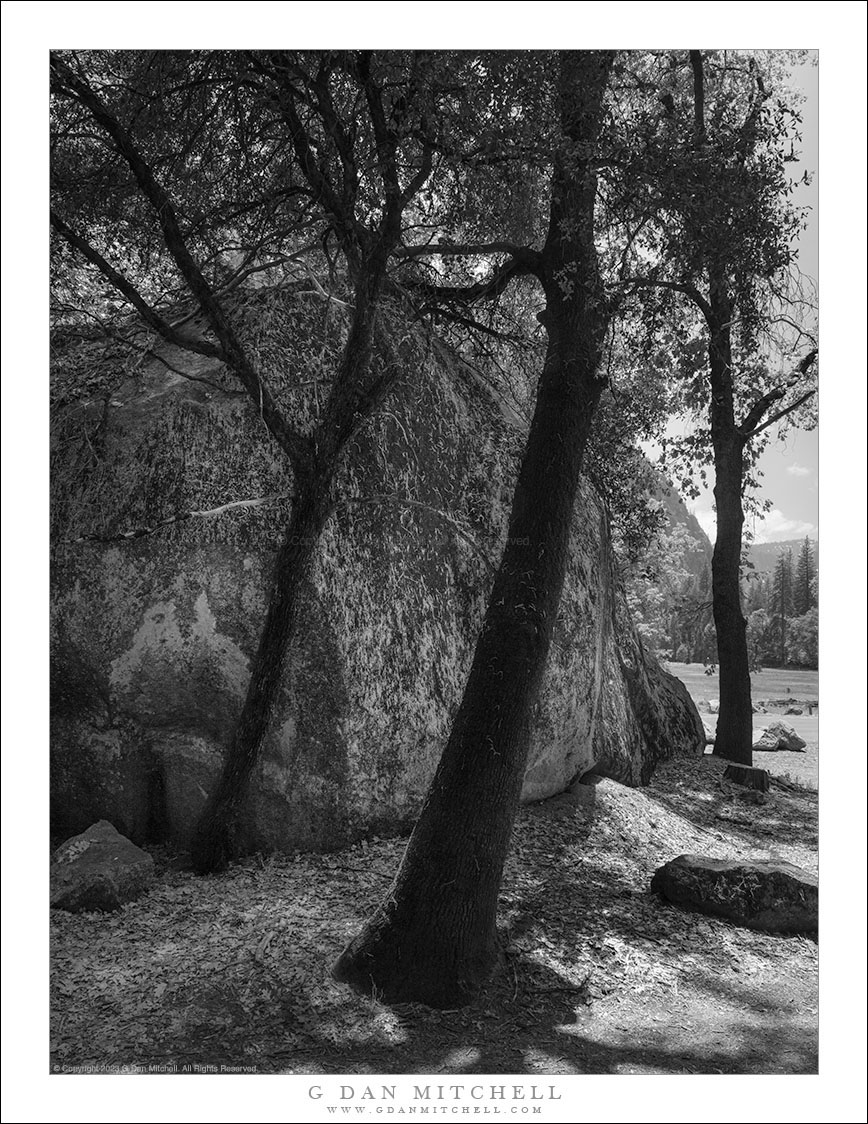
[50,755,818,1075]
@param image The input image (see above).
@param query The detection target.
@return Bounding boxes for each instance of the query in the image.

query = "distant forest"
[624,484,818,671]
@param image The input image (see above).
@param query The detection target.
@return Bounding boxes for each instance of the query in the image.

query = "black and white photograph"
[2,4,866,1122]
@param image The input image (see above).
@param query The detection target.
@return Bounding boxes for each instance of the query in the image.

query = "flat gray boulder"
[651,854,817,934]
[51,820,155,913]
[753,720,807,752]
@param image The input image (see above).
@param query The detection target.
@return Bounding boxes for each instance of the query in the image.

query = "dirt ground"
[50,755,818,1076]
[707,740,819,789]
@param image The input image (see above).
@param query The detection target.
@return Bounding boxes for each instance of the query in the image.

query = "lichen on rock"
[51,291,704,853]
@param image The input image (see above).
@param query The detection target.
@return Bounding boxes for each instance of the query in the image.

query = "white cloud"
[786,463,812,477]
[751,509,818,543]
[687,502,817,545]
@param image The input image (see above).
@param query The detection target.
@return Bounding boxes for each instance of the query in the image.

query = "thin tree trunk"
[710,435,753,764]
[780,610,785,667]
[191,281,386,874]
[688,50,753,765]
[707,283,753,766]
[332,50,614,1008]
[190,480,333,873]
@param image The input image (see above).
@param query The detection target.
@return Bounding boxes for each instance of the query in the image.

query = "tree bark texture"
[332,51,614,1008]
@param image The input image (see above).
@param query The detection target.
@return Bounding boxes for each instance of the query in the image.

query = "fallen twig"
[529,972,593,995]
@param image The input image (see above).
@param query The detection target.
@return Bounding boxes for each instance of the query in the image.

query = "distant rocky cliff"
[650,472,714,579]
[50,290,704,853]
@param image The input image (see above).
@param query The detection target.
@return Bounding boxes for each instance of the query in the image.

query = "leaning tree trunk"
[190,479,333,873]
[191,276,386,874]
[332,50,614,1008]
[708,284,754,766]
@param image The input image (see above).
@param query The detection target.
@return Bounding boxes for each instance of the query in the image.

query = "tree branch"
[739,349,818,437]
[421,306,523,341]
[398,137,434,211]
[102,331,245,396]
[744,387,817,440]
[50,211,221,360]
[307,58,360,221]
[409,258,534,309]
[255,52,357,256]
[356,51,401,229]
[736,57,771,166]
[51,54,312,472]
[63,492,293,545]
[64,487,492,573]
[395,241,541,271]
[613,276,713,324]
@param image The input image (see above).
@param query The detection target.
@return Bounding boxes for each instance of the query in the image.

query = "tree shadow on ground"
[289,947,817,1075]
[50,773,816,1077]
[277,820,817,1076]
[131,845,815,1077]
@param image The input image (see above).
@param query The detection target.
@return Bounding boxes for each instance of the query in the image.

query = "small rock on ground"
[51,820,155,913]
[651,854,817,934]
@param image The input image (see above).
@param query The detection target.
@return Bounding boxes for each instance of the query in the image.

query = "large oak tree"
[333,51,616,1007]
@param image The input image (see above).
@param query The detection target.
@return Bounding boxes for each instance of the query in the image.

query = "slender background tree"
[794,535,817,617]
[771,547,795,668]
[603,50,818,765]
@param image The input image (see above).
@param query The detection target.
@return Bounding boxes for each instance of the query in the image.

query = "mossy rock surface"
[51,292,704,853]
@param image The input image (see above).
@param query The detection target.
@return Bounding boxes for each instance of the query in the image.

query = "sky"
[685,56,819,545]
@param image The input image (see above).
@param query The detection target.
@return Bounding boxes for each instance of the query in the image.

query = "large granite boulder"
[753,721,807,752]
[651,854,817,934]
[50,292,704,854]
[51,820,155,912]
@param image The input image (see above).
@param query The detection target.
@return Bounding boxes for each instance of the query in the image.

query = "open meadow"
[666,663,819,788]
